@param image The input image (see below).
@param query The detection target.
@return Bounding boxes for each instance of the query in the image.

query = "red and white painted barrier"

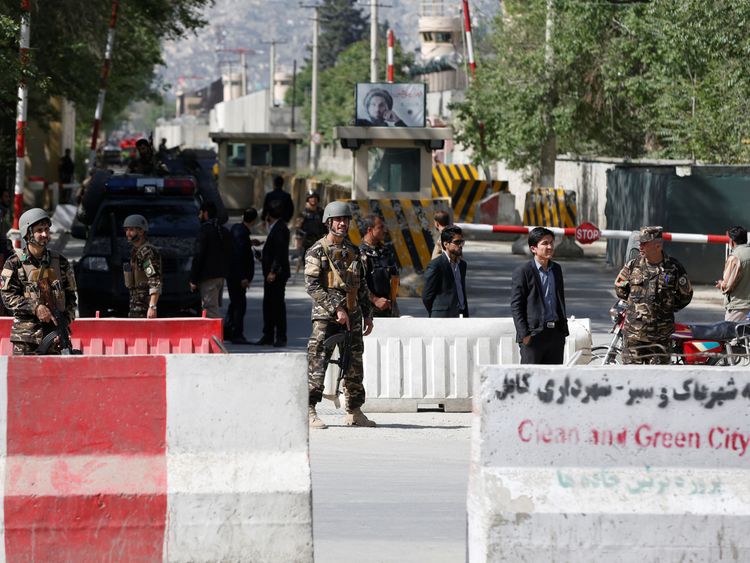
[88,0,120,169]
[462,0,476,80]
[0,353,312,561]
[0,317,225,355]
[12,0,31,246]
[457,222,730,245]
[386,29,395,83]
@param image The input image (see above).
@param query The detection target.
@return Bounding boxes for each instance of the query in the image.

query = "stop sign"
[575,222,601,244]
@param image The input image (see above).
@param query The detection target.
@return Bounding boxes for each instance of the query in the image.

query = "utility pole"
[216,48,257,97]
[370,0,378,82]
[311,5,320,175]
[540,0,556,188]
[262,39,287,107]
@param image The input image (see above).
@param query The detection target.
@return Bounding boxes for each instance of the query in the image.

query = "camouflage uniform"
[305,237,373,409]
[359,239,400,318]
[615,228,693,364]
[1,249,77,355]
[125,243,162,317]
[294,206,326,252]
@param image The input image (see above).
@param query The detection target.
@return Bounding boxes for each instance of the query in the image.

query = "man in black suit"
[224,208,259,344]
[422,225,469,318]
[255,200,291,347]
[261,175,294,223]
[510,227,569,364]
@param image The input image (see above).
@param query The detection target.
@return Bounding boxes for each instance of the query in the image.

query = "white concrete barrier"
[468,365,750,562]
[325,317,591,412]
[1,353,312,562]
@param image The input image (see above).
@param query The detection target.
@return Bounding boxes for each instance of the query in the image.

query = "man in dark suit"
[510,227,569,364]
[422,225,469,318]
[261,175,294,223]
[224,208,259,344]
[255,200,291,347]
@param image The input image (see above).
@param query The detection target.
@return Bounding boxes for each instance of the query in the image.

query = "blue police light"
[104,175,194,196]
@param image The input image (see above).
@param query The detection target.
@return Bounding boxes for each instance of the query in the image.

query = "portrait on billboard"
[355,83,426,128]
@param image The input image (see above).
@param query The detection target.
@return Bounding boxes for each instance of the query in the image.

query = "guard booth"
[210,131,303,212]
[334,125,453,199]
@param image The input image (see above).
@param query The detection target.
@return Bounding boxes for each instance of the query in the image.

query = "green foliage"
[453,0,750,178]
[318,0,368,70]
[0,0,211,185]
[285,37,413,142]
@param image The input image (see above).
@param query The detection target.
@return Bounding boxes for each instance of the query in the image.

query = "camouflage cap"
[639,226,663,243]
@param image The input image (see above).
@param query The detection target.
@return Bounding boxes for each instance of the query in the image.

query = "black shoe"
[253,338,274,346]
[273,339,287,348]
[231,336,251,345]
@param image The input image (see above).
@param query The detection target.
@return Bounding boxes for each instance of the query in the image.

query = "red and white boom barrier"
[462,0,476,80]
[386,29,395,83]
[456,222,730,245]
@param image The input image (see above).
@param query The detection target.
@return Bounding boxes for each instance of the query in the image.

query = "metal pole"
[370,0,378,82]
[269,40,276,107]
[89,0,120,171]
[13,0,31,240]
[386,29,394,83]
[310,6,319,175]
[462,0,476,80]
[241,51,247,96]
[291,59,297,132]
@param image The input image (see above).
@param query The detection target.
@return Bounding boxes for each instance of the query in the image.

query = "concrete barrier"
[324,317,591,412]
[1,353,312,562]
[468,365,750,562]
[0,317,225,355]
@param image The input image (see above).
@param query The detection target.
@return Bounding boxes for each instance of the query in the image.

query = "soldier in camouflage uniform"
[123,214,162,318]
[305,201,376,429]
[615,226,693,364]
[359,215,400,318]
[293,191,326,253]
[1,208,77,355]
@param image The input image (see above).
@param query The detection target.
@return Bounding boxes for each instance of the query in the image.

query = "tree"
[0,0,211,186]
[318,0,368,70]
[452,0,750,183]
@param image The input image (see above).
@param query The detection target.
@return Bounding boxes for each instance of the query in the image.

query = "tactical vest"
[124,243,154,290]
[319,239,361,312]
[726,244,750,310]
[17,251,66,312]
[361,244,392,298]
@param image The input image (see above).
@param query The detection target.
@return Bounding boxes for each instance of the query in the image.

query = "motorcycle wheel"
[590,346,622,365]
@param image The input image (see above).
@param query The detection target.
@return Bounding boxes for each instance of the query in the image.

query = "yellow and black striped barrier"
[347,198,451,274]
[432,164,507,223]
[522,187,577,228]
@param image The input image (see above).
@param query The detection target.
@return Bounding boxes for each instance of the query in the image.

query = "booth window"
[367,148,421,193]
[250,143,291,167]
[227,143,246,168]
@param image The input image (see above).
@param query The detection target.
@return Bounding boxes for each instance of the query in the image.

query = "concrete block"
[468,365,750,562]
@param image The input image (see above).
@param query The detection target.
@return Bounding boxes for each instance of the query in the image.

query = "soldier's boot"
[344,408,376,427]
[309,405,328,429]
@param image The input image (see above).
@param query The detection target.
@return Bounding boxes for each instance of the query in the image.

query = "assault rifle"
[37,310,82,355]
[322,330,353,409]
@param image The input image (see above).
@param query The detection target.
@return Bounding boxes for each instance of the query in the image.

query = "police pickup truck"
[74,175,202,317]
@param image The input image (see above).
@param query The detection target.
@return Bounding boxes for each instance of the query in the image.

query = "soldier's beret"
[639,226,663,243]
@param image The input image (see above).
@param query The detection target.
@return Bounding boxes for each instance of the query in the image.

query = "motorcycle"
[591,300,750,365]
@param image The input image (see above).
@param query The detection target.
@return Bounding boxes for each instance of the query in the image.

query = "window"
[435,32,452,43]
[367,148,421,193]
[227,143,246,167]
[250,143,291,167]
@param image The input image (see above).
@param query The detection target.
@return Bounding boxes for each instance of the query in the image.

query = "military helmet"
[19,208,51,239]
[123,214,148,231]
[323,201,352,222]
[306,191,320,201]
[639,226,663,243]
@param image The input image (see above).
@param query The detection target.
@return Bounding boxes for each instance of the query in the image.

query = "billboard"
[355,83,426,128]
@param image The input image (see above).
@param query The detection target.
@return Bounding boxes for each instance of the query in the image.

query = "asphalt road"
[61,232,726,562]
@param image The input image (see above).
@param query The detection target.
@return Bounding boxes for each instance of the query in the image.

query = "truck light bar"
[105,175,195,196]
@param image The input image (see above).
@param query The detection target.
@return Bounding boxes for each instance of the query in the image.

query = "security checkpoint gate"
[468,365,750,562]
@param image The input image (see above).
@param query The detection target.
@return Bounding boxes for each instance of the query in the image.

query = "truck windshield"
[95,204,200,237]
